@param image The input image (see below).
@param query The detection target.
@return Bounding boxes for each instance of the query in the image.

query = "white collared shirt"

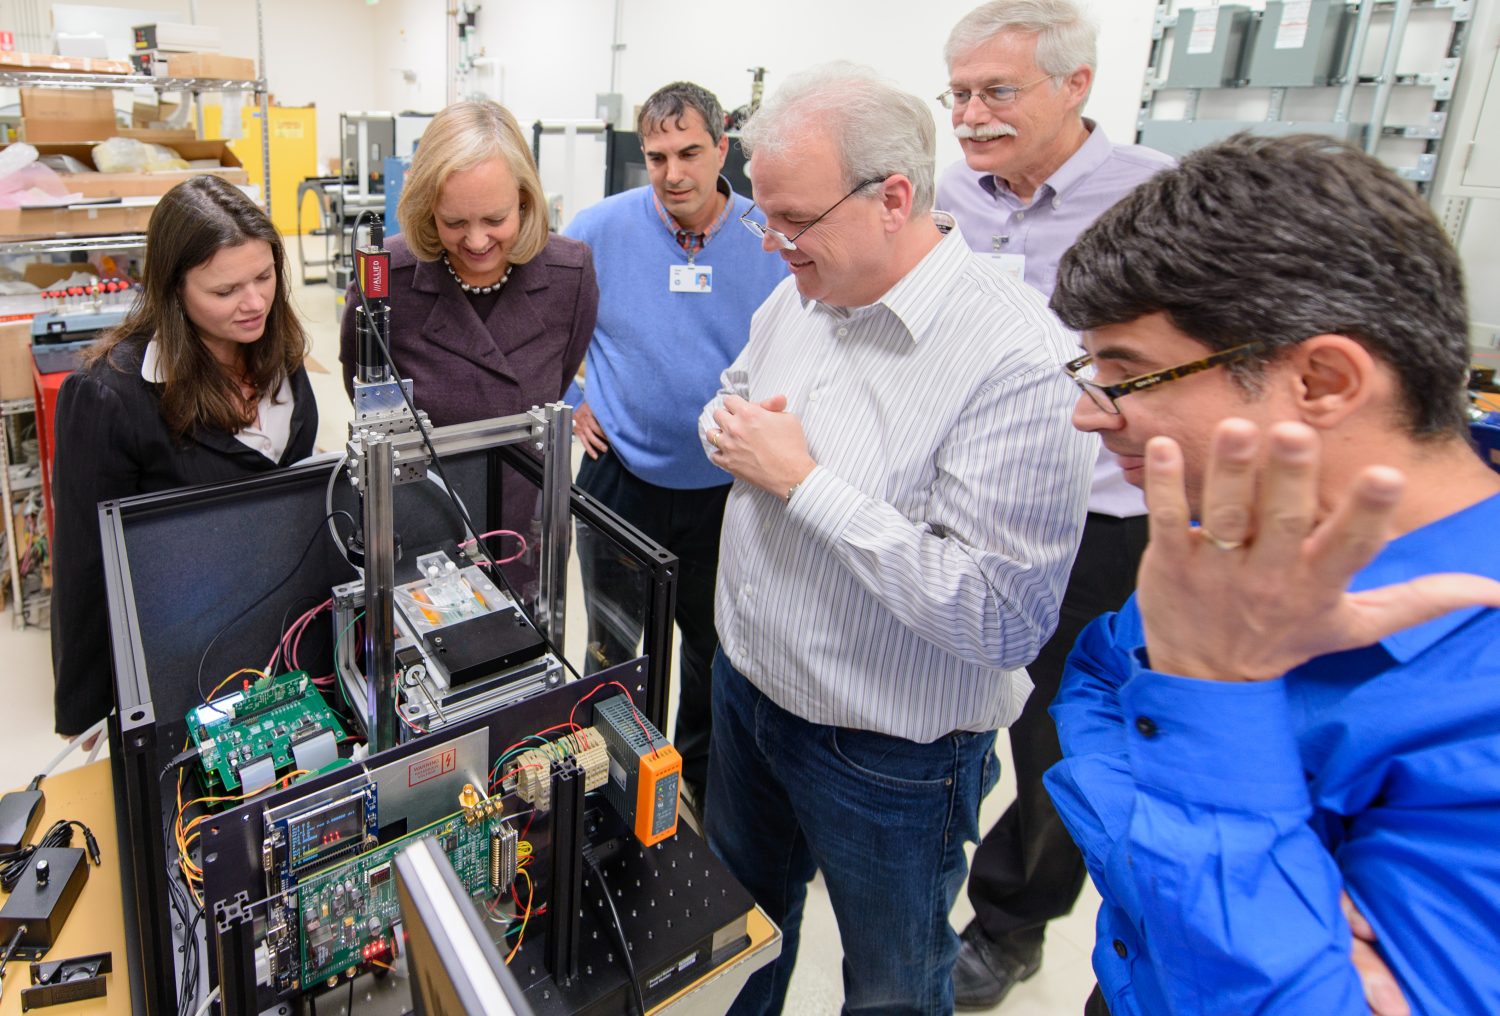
[141,339,293,462]
[699,227,1093,741]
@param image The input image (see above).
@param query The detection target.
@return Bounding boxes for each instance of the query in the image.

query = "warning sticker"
[1276,0,1313,49]
[408,747,457,787]
[1187,4,1221,55]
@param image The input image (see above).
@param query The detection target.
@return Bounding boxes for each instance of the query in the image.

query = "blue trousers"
[705,650,999,1015]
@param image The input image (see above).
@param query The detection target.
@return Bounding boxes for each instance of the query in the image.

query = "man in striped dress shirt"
[699,62,1094,1015]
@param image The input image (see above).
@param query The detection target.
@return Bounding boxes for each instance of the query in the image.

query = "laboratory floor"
[0,245,1103,1016]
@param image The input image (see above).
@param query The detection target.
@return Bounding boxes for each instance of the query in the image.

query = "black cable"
[350,210,583,683]
[157,747,202,1016]
[0,924,25,991]
[194,509,358,705]
[183,904,204,1016]
[159,746,201,787]
[159,746,212,1016]
[584,849,646,1016]
[275,593,325,668]
[0,819,100,891]
[166,862,201,1016]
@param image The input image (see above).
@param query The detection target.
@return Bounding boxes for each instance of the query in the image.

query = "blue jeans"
[705,650,1000,1015]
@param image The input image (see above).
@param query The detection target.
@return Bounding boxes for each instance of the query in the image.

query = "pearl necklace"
[443,252,512,294]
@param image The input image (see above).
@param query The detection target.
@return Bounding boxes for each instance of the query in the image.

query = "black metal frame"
[498,444,678,732]
[203,662,645,1014]
[102,448,677,1015]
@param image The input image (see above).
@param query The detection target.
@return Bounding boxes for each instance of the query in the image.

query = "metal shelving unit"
[0,67,271,220]
[0,71,265,91]
[0,0,273,222]
[0,1,273,625]
[1135,0,1474,191]
[0,234,146,256]
[0,396,42,627]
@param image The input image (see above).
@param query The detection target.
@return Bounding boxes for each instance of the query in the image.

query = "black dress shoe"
[951,924,1043,1010]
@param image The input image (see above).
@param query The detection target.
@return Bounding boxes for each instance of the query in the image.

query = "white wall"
[468,0,1160,146]
[30,0,383,169]
[459,0,1162,218]
[368,0,447,117]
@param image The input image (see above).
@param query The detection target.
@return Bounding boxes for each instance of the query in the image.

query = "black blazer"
[48,339,317,735]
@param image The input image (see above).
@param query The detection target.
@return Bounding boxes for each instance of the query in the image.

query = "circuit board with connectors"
[186,671,349,795]
[266,804,515,993]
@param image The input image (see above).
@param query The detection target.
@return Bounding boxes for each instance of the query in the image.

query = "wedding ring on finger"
[1198,527,1245,551]
[708,428,722,448]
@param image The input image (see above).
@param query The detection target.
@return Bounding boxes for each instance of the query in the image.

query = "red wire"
[500,723,580,758]
[267,598,330,674]
[569,681,659,757]
[289,599,330,670]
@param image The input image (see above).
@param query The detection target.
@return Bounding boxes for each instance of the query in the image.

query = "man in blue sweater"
[565,82,787,812]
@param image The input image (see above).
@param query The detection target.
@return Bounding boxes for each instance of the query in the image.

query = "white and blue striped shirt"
[700,227,1093,742]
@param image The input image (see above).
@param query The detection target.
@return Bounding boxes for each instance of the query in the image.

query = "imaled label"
[407,747,456,787]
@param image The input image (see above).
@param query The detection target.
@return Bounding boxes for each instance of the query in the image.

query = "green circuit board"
[285,810,508,989]
[186,671,348,795]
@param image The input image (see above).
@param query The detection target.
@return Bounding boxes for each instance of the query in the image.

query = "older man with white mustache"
[933,2,1176,1010]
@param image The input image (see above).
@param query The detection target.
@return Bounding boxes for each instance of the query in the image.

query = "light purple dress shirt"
[936,120,1174,517]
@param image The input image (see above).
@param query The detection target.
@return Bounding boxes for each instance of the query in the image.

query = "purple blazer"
[339,232,597,424]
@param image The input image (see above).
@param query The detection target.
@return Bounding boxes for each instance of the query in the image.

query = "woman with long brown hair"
[50,174,318,737]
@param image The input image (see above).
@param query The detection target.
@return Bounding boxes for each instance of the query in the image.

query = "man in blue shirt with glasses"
[1045,132,1500,1016]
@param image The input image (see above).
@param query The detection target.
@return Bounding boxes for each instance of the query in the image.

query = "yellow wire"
[206,667,270,703]
[505,867,534,964]
[175,761,312,902]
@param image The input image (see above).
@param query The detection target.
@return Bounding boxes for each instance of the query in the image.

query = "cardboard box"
[0,202,157,241]
[0,320,34,400]
[130,99,183,129]
[18,88,117,144]
[6,140,248,200]
[0,51,133,75]
[19,89,113,121]
[21,118,118,144]
[22,264,98,290]
[118,128,201,146]
[160,52,256,81]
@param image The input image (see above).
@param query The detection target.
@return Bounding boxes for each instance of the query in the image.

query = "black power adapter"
[0,789,44,855]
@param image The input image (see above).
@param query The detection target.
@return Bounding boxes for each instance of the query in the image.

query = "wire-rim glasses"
[739,177,887,252]
[937,76,1052,110]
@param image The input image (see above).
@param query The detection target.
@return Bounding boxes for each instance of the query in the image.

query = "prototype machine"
[330,547,565,737]
[99,215,774,1015]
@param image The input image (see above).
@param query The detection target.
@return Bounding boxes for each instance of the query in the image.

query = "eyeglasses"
[739,178,887,252]
[937,77,1053,110]
[1063,341,1269,415]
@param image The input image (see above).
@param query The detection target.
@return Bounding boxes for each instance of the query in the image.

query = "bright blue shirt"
[1045,490,1500,1016]
[564,183,787,489]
